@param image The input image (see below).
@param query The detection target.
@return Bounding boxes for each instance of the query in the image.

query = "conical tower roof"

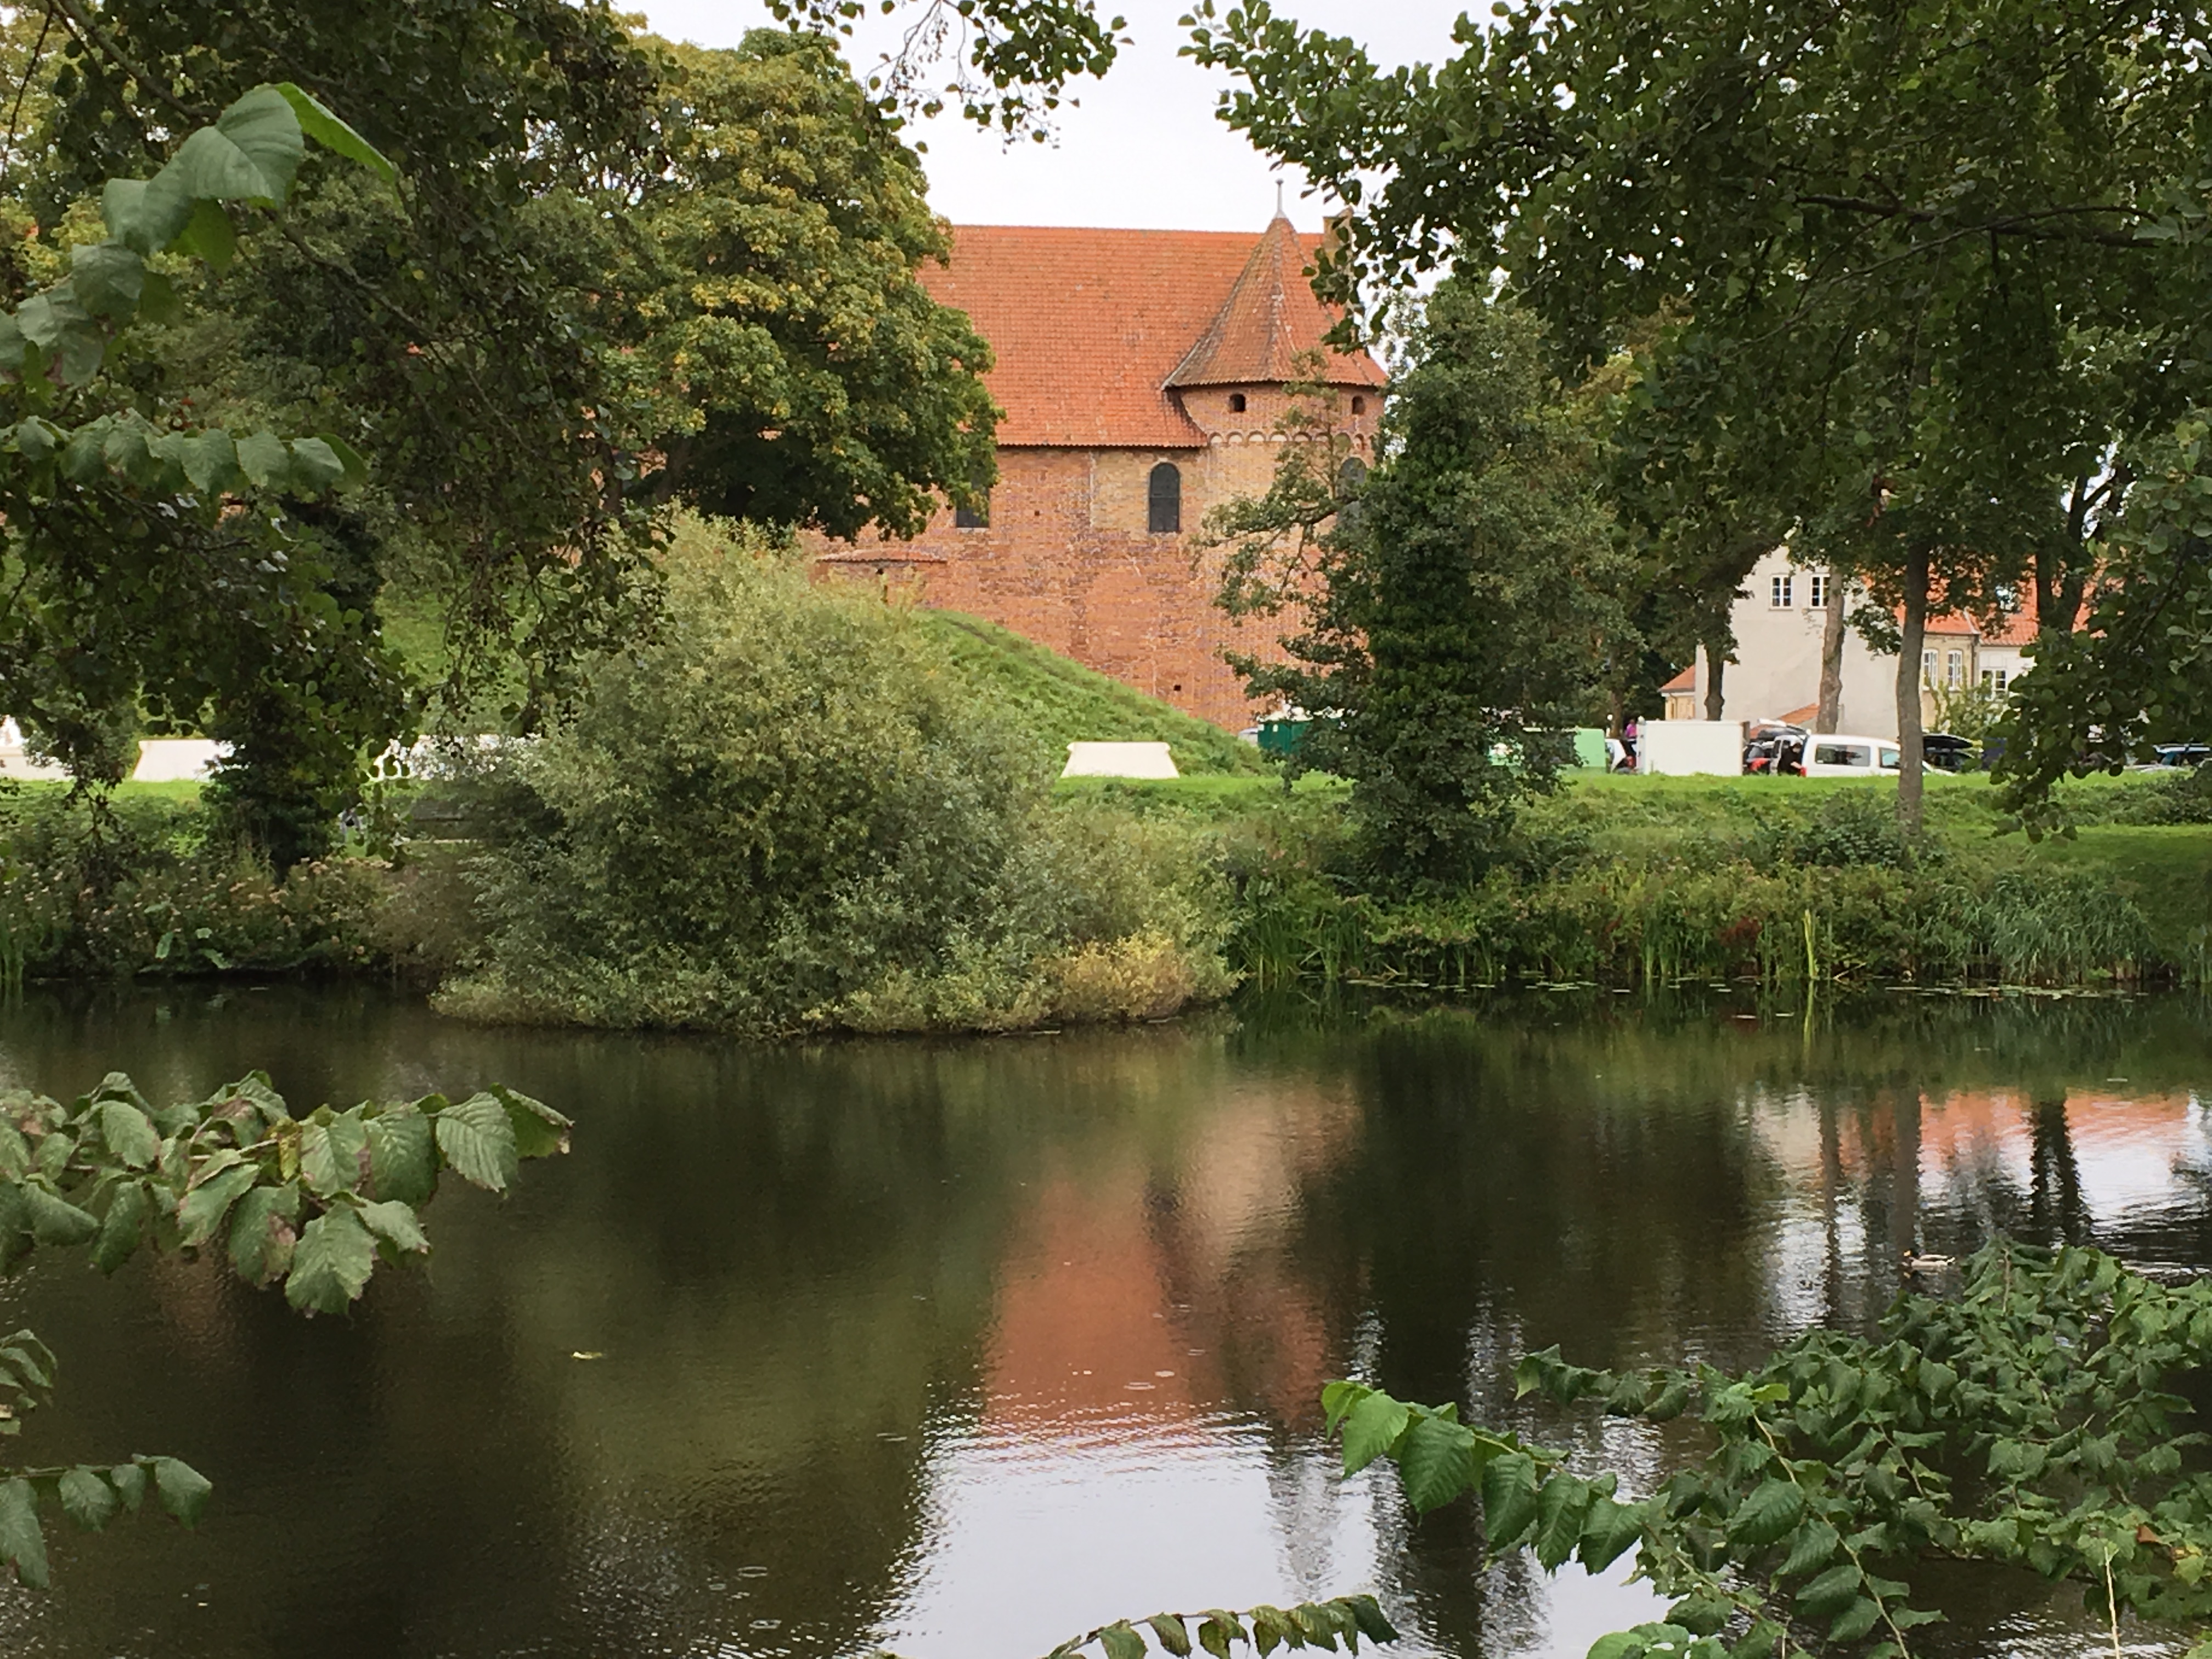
[1165,216,1383,391]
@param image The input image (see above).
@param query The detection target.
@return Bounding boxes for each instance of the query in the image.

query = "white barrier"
[1638,720,1745,777]
[1061,741,1180,780]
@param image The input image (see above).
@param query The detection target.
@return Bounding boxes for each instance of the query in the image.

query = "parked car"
[1743,721,1807,775]
[1922,732,1978,773]
[2152,742,2212,770]
[1802,735,1901,777]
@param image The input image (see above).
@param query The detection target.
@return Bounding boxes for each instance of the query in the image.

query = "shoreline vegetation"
[4,755,2209,1029]
[3,523,2208,1032]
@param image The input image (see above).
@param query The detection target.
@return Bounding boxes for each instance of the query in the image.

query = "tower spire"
[1274,178,1285,221]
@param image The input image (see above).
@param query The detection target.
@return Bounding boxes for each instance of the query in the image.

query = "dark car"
[1922,732,1978,773]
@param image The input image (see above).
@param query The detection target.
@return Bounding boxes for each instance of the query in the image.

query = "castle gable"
[918,221,1383,450]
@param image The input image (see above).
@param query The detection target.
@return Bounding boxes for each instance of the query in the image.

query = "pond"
[0,984,2207,1658]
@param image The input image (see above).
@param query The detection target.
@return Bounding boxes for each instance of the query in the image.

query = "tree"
[610,32,998,541]
[12,4,1013,860]
[1186,0,2212,836]
[1210,291,1624,886]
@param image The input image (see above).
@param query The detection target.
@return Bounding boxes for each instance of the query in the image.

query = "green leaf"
[1578,1494,1646,1571]
[176,197,235,270]
[317,431,368,491]
[92,1180,150,1273]
[1149,1614,1194,1657]
[96,1099,161,1169]
[284,1205,376,1314]
[1534,1473,1595,1568]
[273,83,398,183]
[108,1462,146,1513]
[359,1199,430,1256]
[494,1086,571,1161]
[1100,1622,1147,1659]
[1796,1563,1863,1620]
[1728,1477,1805,1548]
[177,1164,259,1248]
[299,1112,367,1198]
[1341,1390,1409,1474]
[435,1093,518,1193]
[137,269,182,326]
[164,85,305,205]
[1197,1613,1244,1659]
[1779,1518,1840,1579]
[69,242,144,321]
[1481,1451,1541,1549]
[150,1456,212,1525]
[57,1466,116,1532]
[100,174,193,257]
[235,430,291,489]
[1398,1410,1479,1511]
[1829,1598,1883,1644]
[365,1107,436,1205]
[15,289,103,383]
[1341,1597,1396,1645]
[22,1183,98,1247]
[1587,1634,1644,1659]
[286,436,346,493]
[161,427,239,495]
[0,1477,47,1587]
[227,1182,301,1285]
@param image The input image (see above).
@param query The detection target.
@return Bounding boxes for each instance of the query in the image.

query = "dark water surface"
[0,985,2207,1658]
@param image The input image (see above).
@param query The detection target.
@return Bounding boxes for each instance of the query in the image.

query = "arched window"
[1227,392,1248,413]
[1351,396,1367,415]
[1148,462,1182,534]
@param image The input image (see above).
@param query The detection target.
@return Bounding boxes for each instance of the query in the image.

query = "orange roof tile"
[918,219,1384,450]
[1661,666,1696,693]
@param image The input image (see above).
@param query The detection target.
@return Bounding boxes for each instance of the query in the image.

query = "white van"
[1802,735,1900,778]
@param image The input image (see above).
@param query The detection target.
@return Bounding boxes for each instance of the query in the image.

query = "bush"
[440,521,1234,1035]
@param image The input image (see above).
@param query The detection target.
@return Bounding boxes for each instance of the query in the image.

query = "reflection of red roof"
[917,220,1384,450]
[1661,667,1696,693]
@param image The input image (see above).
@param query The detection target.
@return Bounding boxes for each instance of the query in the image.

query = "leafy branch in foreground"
[0,1069,569,1585]
[1042,1595,1397,1659]
[1327,1242,2212,1659]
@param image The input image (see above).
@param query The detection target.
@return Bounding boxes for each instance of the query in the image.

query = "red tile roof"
[1661,666,1696,693]
[917,219,1384,450]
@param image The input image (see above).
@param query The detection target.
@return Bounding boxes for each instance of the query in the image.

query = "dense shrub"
[439,525,1233,1035]
[0,791,391,980]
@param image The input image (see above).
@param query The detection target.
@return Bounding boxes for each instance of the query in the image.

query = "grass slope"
[913,610,1269,776]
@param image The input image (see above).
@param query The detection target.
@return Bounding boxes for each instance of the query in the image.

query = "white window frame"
[1770,574,1794,608]
[1945,649,1964,687]
[1808,572,1829,609]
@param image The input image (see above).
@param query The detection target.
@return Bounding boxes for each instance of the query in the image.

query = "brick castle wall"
[813,384,1376,730]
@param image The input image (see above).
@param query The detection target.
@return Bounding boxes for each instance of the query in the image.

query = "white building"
[1660,546,2007,738]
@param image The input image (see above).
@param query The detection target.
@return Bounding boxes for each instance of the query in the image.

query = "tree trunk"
[1815,573,1847,733]
[1702,637,1728,721]
[1894,543,1929,840]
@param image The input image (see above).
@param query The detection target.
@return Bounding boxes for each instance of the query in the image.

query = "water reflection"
[0,987,2202,1657]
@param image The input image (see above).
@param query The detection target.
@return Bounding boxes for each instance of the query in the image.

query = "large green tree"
[1211,290,1624,886]
[1,3,1017,862]
[1187,0,2212,833]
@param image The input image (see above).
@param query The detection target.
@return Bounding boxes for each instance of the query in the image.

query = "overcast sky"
[635,0,1471,233]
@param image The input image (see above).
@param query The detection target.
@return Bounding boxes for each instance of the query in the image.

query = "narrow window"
[1227,393,1247,413]
[953,492,990,529]
[1351,396,1367,415]
[1945,649,1963,687]
[1808,572,1829,609]
[1148,462,1182,534]
[1770,574,1793,608]
[1994,668,2008,692]
[1921,649,1937,684]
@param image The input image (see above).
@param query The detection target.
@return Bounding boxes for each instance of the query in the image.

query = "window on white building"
[1922,649,1937,684]
[1945,649,1963,687]
[1982,667,2009,693]
[1808,572,1829,609]
[1770,574,1794,607]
